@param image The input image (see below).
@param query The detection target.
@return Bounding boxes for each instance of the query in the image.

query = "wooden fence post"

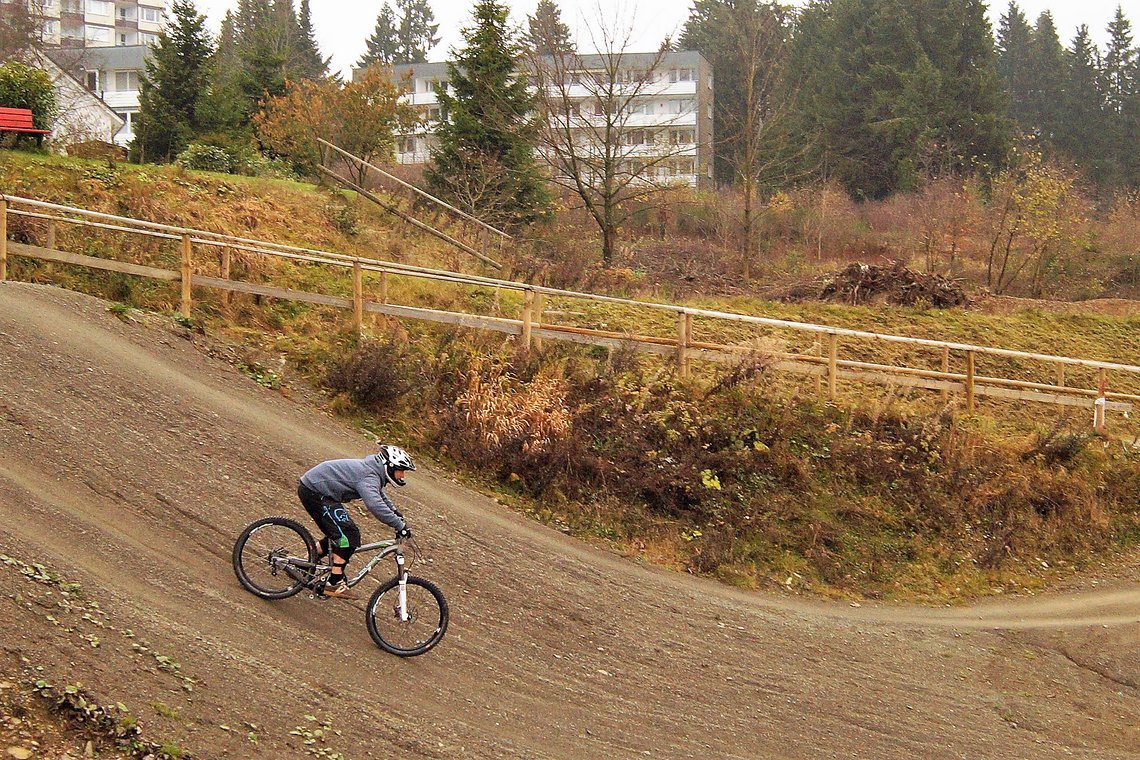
[532,293,545,351]
[220,248,232,305]
[521,289,534,351]
[940,345,950,402]
[1094,369,1108,434]
[677,311,692,378]
[966,350,976,412]
[180,234,192,317]
[352,260,363,336]
[46,219,55,250]
[377,270,389,328]
[814,339,822,397]
[0,198,7,282]
[1055,362,1066,389]
[827,333,838,400]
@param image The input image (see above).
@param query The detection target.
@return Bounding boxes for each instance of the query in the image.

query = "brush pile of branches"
[818,262,967,307]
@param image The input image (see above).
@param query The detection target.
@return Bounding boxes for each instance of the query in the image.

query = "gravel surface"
[0,281,1137,759]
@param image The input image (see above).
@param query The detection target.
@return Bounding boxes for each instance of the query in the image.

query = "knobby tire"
[232,516,317,600]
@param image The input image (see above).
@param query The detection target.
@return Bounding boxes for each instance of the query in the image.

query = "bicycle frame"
[276,538,412,620]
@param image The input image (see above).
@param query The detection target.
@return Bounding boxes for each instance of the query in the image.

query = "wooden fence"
[2,193,1138,433]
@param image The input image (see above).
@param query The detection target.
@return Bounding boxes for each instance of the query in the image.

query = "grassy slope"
[3,151,1138,601]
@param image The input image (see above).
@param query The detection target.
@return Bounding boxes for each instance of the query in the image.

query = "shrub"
[175,143,235,173]
[0,61,57,132]
[324,339,413,412]
[174,142,297,179]
[444,358,573,474]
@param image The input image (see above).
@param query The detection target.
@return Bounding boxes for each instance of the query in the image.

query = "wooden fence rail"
[2,194,1138,431]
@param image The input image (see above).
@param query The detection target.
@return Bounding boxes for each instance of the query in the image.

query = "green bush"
[0,61,57,131]
[174,142,297,179]
[174,143,234,173]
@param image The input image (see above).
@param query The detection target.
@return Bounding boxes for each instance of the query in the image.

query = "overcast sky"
[192,0,1139,79]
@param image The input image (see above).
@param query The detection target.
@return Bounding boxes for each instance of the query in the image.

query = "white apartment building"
[388,50,714,188]
[32,0,165,49]
[22,0,167,146]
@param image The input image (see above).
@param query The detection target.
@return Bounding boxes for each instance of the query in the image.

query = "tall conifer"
[132,0,214,162]
[524,0,573,56]
[296,0,330,79]
[395,0,439,63]
[426,0,549,229]
[359,3,400,67]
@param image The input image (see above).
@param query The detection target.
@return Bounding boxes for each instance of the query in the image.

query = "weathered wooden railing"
[2,193,1138,432]
[318,138,508,270]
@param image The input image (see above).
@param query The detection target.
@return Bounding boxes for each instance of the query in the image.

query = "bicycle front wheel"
[232,516,316,600]
[365,575,449,657]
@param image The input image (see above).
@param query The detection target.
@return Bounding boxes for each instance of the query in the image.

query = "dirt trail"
[0,282,1137,759]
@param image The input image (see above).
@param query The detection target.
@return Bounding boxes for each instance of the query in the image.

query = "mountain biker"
[297,443,415,598]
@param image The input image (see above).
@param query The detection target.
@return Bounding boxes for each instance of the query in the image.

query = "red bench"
[0,106,51,145]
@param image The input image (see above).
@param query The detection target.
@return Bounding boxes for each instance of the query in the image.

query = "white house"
[32,50,125,147]
[52,44,148,145]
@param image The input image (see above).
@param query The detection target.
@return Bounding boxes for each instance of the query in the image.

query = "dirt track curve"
[0,282,1137,759]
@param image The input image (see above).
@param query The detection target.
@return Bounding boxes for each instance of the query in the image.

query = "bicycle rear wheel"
[232,516,317,600]
[365,575,449,657]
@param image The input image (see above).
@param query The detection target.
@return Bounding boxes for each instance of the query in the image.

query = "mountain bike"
[231,516,448,657]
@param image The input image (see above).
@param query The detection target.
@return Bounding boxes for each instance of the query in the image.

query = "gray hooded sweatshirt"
[299,455,406,532]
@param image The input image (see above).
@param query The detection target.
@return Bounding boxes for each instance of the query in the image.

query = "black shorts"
[297,482,360,559]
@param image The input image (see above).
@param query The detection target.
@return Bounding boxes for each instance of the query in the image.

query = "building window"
[670,128,695,145]
[426,106,441,122]
[84,70,98,90]
[85,0,112,15]
[670,68,696,83]
[139,31,157,45]
[85,24,111,42]
[140,6,161,23]
[398,136,417,154]
[669,99,694,115]
[43,20,58,36]
[622,129,656,146]
[115,70,140,91]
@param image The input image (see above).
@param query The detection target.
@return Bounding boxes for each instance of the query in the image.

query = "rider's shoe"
[322,579,356,599]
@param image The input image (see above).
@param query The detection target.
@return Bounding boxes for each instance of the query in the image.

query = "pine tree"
[132,0,214,162]
[198,10,247,133]
[524,0,572,56]
[1057,25,1106,175]
[395,0,439,63]
[789,0,1007,198]
[995,1,1035,129]
[359,3,400,67]
[295,0,330,79]
[1102,6,1135,116]
[1027,12,1066,141]
[1101,6,1137,185]
[425,0,549,229]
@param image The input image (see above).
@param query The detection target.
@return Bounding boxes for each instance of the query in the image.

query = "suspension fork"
[396,551,410,622]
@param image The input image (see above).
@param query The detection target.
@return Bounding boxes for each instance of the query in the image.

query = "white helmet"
[378,444,416,486]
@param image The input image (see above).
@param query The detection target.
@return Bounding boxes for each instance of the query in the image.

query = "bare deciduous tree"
[717,1,803,280]
[527,14,699,265]
[0,0,45,62]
